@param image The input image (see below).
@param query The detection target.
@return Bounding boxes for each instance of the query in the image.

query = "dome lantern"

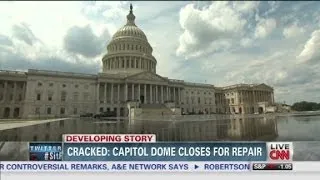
[126,4,136,25]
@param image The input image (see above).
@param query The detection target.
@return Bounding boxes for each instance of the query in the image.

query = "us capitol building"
[0,5,275,119]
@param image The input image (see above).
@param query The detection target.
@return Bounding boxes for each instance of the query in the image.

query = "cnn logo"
[267,142,293,161]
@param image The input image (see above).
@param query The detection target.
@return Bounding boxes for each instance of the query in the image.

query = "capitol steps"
[129,103,181,120]
[140,104,173,117]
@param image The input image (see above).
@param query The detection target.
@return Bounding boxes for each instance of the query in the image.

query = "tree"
[291,101,320,111]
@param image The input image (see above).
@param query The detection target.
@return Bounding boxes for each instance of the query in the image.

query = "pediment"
[126,72,167,82]
[255,83,273,90]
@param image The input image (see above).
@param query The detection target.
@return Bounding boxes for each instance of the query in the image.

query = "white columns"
[138,84,141,102]
[178,87,180,105]
[150,84,153,103]
[173,87,176,103]
[13,82,17,102]
[132,84,134,100]
[118,84,121,103]
[156,85,158,103]
[96,83,100,102]
[264,92,266,102]
[110,83,114,104]
[2,81,7,102]
[259,91,261,102]
[124,83,128,102]
[104,83,107,103]
[140,57,142,69]
[160,86,163,103]
[166,86,169,101]
[253,91,255,103]
[161,86,164,103]
[22,82,26,101]
[96,82,100,113]
[144,84,147,104]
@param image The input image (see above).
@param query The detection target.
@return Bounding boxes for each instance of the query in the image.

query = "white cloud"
[283,24,305,38]
[254,18,277,39]
[232,1,260,13]
[240,38,254,47]
[176,2,249,58]
[265,1,280,16]
[82,2,128,24]
[297,29,320,63]
[0,2,91,49]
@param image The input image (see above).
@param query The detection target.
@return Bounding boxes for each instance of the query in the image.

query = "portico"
[96,71,183,114]
[0,71,27,119]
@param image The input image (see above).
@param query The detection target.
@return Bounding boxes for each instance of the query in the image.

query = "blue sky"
[0,1,320,105]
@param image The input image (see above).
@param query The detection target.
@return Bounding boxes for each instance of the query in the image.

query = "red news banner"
[63,134,156,143]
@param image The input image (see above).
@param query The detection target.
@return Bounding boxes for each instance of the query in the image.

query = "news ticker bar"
[3,161,320,172]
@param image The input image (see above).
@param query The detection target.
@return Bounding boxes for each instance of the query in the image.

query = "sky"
[0,1,320,105]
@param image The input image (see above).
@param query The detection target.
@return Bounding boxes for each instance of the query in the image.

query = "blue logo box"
[29,142,62,161]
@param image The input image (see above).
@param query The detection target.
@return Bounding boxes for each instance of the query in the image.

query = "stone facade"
[0,6,274,119]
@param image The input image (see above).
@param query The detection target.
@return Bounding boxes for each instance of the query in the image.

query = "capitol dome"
[112,25,147,40]
[102,4,157,74]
